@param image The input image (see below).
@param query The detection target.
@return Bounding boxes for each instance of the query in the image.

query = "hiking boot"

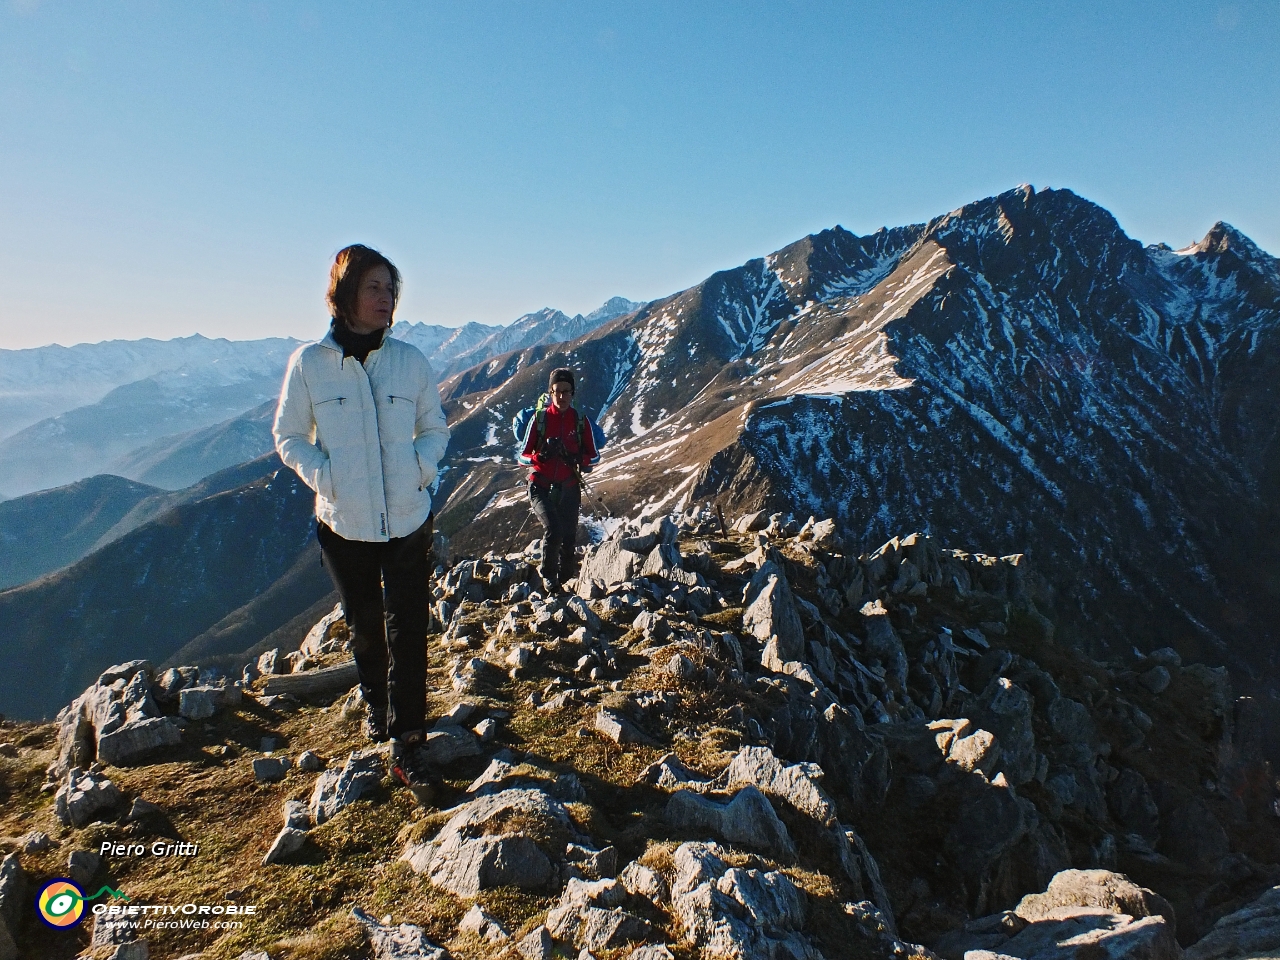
[364,706,389,743]
[389,738,439,806]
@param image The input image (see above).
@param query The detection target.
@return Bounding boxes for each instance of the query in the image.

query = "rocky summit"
[1,507,1277,959]
[434,186,1280,718]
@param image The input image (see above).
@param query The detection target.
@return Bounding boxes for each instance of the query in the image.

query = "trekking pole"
[576,467,613,518]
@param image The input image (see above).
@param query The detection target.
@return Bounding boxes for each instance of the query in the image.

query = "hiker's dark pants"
[528,480,581,582]
[317,517,433,740]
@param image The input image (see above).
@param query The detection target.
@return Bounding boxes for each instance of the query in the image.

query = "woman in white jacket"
[273,244,450,797]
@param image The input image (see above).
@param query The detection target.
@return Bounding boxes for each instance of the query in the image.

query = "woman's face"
[350,264,394,334]
[550,382,573,411]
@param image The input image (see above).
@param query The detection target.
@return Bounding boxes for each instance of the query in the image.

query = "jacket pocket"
[317,458,335,501]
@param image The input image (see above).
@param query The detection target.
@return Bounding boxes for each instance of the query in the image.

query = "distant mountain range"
[0,297,641,499]
[2,188,1276,723]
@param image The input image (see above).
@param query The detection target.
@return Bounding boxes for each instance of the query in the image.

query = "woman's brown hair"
[326,244,402,325]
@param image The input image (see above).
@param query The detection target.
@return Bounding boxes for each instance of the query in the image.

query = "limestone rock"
[263,827,307,865]
[639,753,711,792]
[971,909,1180,960]
[517,925,555,960]
[670,841,822,959]
[97,717,183,766]
[55,767,124,827]
[253,757,292,783]
[554,905,653,953]
[743,563,805,662]
[975,676,1038,786]
[351,906,448,960]
[52,663,182,775]
[0,854,27,960]
[419,727,482,765]
[1014,869,1176,928]
[402,787,578,896]
[725,745,837,827]
[596,707,653,745]
[948,729,1002,776]
[1185,883,1280,960]
[580,540,645,588]
[310,750,382,825]
[297,750,325,772]
[179,686,222,721]
[458,903,509,943]
[861,600,908,691]
[282,799,311,830]
[68,849,102,888]
[619,861,669,906]
[665,785,797,859]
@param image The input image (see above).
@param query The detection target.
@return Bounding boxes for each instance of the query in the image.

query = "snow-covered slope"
[436,186,1280,680]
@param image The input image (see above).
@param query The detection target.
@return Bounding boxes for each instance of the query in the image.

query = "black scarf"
[330,318,386,364]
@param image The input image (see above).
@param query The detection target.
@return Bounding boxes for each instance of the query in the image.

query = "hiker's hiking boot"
[364,706,389,743]
[389,738,439,806]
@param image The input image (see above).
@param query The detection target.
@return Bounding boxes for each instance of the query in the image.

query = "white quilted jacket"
[273,331,451,541]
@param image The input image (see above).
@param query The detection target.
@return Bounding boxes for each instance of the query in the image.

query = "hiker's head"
[328,245,401,334]
[548,368,575,411]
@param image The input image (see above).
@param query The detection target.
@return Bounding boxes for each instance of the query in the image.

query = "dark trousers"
[528,481,581,581]
[317,517,433,739]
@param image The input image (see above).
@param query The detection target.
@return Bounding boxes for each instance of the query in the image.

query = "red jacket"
[520,405,599,487]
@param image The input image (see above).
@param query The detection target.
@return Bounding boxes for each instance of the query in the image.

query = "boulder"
[670,842,822,960]
[68,849,103,888]
[1185,883,1280,960]
[178,686,221,721]
[596,708,653,746]
[948,729,1002,776]
[310,751,383,825]
[97,717,182,767]
[725,746,838,827]
[619,861,669,906]
[51,663,182,775]
[665,785,797,859]
[517,925,555,960]
[743,564,805,662]
[419,727,482,765]
[262,827,307,865]
[253,757,292,783]
[970,909,1180,960]
[0,854,27,960]
[458,903,509,943]
[351,907,448,960]
[55,767,124,827]
[1014,870,1176,928]
[402,788,579,896]
[580,540,645,588]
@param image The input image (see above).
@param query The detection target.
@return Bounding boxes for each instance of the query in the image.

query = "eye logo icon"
[36,879,128,929]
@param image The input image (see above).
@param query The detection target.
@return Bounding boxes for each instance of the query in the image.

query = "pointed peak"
[1184,222,1268,260]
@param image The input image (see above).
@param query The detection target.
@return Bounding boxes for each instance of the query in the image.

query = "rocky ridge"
[1,506,1277,960]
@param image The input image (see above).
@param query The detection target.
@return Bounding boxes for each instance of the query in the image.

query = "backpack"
[512,393,607,457]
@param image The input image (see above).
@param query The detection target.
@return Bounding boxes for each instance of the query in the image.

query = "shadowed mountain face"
[436,186,1279,686]
[0,460,320,719]
[0,475,163,589]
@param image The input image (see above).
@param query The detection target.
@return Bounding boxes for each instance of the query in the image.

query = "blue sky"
[2,1,1277,350]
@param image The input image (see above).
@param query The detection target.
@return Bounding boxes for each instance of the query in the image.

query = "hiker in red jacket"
[518,368,600,592]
